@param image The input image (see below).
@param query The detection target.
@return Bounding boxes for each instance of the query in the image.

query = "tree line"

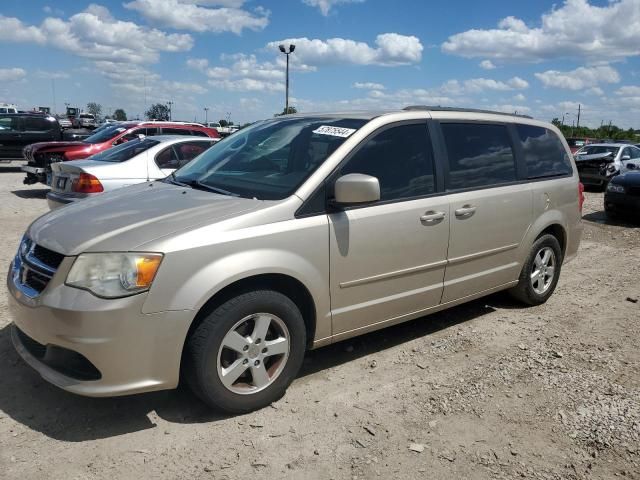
[551,118,638,141]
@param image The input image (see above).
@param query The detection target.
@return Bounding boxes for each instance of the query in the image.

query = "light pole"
[203,107,209,124]
[561,112,570,126]
[166,101,174,121]
[278,43,295,114]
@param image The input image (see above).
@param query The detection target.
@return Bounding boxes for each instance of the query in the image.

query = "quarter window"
[155,146,180,169]
[629,147,640,159]
[516,125,572,178]
[340,123,435,201]
[441,123,516,190]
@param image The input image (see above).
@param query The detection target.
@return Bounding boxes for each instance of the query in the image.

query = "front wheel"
[184,290,307,413]
[509,234,562,306]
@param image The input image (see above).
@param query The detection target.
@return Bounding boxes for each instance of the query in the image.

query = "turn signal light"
[72,173,103,193]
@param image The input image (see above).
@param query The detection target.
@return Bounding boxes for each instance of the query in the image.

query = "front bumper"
[605,191,640,213]
[7,261,194,397]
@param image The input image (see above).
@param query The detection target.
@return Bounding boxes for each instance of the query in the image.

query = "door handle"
[454,205,477,218]
[420,211,446,223]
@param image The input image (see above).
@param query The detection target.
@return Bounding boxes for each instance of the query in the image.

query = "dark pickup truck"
[0,113,63,161]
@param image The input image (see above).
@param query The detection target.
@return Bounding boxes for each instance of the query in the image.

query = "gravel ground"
[0,165,638,480]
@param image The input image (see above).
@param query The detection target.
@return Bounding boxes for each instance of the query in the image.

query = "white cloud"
[615,86,640,96]
[0,7,193,64]
[0,68,26,81]
[302,0,365,16]
[513,93,526,102]
[35,70,71,79]
[187,55,283,92]
[535,65,620,90]
[124,0,269,34]
[585,87,604,96]
[442,0,640,62]
[266,33,423,67]
[353,82,385,90]
[479,60,496,70]
[442,76,528,94]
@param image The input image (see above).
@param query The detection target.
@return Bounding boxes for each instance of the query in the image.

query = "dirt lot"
[0,164,638,480]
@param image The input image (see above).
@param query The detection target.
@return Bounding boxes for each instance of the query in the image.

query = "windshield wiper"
[168,173,239,197]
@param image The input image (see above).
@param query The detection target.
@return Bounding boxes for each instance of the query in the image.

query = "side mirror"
[333,173,380,206]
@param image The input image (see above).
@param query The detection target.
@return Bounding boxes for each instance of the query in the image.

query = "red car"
[22,121,220,185]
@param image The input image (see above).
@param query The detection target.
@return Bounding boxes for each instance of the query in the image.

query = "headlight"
[606,183,625,194]
[66,252,163,298]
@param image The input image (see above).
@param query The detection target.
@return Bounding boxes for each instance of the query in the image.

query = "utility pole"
[166,101,174,121]
[576,104,581,129]
[278,44,296,114]
[51,79,56,114]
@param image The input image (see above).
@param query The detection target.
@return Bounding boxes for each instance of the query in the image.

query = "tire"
[509,234,563,306]
[184,290,306,413]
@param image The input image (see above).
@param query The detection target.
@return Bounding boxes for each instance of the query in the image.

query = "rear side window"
[441,123,516,190]
[24,116,54,132]
[341,123,435,201]
[516,125,571,178]
[161,127,190,135]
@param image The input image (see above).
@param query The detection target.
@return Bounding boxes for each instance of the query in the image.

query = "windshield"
[577,146,619,156]
[172,116,367,200]
[83,125,128,144]
[89,137,159,162]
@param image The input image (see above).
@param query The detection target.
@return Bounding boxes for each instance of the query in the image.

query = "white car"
[46,135,218,209]
[575,143,640,188]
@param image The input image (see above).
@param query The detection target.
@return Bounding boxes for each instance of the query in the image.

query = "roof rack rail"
[139,121,205,126]
[403,105,533,119]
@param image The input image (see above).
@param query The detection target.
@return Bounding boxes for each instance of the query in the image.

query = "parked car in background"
[57,117,73,129]
[0,103,18,114]
[77,113,97,129]
[605,172,640,220]
[47,136,218,209]
[21,121,220,184]
[566,137,598,154]
[0,113,62,162]
[8,107,583,413]
[206,122,238,136]
[574,143,640,189]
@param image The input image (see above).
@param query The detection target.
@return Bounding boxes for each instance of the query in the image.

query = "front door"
[438,122,533,302]
[329,122,450,336]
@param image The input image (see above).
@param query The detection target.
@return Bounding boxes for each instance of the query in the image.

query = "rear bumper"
[21,164,46,175]
[46,191,85,209]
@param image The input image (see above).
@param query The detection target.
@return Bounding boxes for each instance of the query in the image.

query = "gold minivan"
[8,107,583,412]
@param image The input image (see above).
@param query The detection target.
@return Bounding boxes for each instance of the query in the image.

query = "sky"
[0,0,639,128]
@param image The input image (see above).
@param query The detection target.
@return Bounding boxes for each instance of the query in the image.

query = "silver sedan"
[46,135,218,209]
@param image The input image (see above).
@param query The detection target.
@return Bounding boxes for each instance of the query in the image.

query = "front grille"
[14,238,64,296]
[627,186,640,197]
[32,244,64,269]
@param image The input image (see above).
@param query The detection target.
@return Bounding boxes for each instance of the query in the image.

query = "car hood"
[611,171,640,186]
[575,152,614,162]
[25,141,95,154]
[28,181,268,256]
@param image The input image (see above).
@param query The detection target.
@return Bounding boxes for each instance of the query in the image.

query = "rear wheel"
[509,234,562,306]
[185,290,306,413]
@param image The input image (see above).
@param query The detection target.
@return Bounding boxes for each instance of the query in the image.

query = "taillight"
[578,182,585,213]
[72,173,103,193]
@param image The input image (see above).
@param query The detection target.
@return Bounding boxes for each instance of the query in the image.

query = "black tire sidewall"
[188,290,306,413]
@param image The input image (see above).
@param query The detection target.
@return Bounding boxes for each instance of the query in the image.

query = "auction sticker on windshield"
[312,126,356,138]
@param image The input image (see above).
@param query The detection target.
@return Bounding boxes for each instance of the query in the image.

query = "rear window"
[577,146,620,156]
[90,138,159,162]
[84,125,127,144]
[441,123,516,190]
[516,125,572,179]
